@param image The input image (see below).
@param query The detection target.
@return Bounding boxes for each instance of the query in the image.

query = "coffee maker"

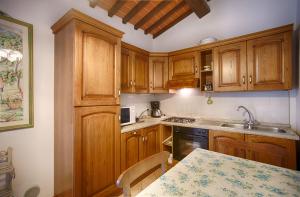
[150,101,162,118]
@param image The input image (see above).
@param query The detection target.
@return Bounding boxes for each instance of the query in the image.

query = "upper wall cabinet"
[169,52,199,80]
[121,47,133,93]
[134,52,149,93]
[213,31,292,92]
[168,52,200,89]
[213,42,247,92]
[247,32,292,90]
[149,55,169,93]
[74,21,121,106]
[121,42,149,93]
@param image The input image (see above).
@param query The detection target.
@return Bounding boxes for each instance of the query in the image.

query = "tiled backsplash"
[121,89,291,125]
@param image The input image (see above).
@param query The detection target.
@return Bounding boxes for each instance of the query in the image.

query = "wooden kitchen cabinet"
[134,52,149,93]
[169,52,200,80]
[52,9,123,197]
[213,31,292,92]
[209,130,246,158]
[121,125,161,172]
[74,19,121,106]
[121,129,143,171]
[143,125,160,158]
[121,42,149,93]
[245,134,296,170]
[75,106,120,196]
[149,55,169,93]
[209,130,297,169]
[213,42,247,92]
[121,47,133,93]
[247,32,292,90]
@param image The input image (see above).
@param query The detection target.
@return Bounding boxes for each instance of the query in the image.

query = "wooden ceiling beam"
[123,1,150,24]
[134,0,171,30]
[153,9,193,39]
[144,1,186,35]
[184,0,210,18]
[108,0,126,17]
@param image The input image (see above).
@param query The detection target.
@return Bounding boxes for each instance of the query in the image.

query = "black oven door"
[173,127,208,161]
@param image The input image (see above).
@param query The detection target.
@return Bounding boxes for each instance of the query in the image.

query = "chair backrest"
[116,151,170,197]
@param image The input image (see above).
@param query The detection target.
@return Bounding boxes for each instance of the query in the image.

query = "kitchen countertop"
[137,148,300,197]
[121,116,299,140]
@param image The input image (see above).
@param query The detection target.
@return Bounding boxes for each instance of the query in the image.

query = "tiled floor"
[117,168,163,197]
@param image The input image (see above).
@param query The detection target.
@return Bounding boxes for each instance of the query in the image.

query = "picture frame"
[0,14,33,131]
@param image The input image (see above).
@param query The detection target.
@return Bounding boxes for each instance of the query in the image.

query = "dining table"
[136,148,300,197]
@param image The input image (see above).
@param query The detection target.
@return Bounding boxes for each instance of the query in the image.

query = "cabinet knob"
[242,76,245,84]
[130,80,133,86]
[142,136,145,142]
[133,132,137,135]
[249,75,252,84]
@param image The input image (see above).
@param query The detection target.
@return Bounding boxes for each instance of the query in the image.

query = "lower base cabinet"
[209,130,297,170]
[121,125,160,171]
[245,134,297,170]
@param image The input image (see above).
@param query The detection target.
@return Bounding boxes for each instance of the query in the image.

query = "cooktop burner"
[163,117,196,124]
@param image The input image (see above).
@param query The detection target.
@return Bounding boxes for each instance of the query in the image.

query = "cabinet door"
[245,134,296,169]
[121,47,133,93]
[213,42,247,91]
[74,22,120,106]
[142,126,160,159]
[149,56,169,93]
[74,106,120,197]
[134,52,149,93]
[169,52,199,80]
[121,130,143,171]
[247,32,292,90]
[209,130,246,158]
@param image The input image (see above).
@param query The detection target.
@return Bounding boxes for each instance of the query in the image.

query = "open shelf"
[161,125,172,152]
[200,50,213,92]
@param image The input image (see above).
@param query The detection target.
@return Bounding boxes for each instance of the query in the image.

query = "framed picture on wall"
[0,14,33,131]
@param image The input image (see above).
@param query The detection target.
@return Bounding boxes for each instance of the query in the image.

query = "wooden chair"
[116,151,170,197]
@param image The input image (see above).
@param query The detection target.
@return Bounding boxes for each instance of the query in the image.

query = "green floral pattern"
[137,148,300,197]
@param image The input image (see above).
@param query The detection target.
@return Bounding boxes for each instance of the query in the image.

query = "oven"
[173,126,208,160]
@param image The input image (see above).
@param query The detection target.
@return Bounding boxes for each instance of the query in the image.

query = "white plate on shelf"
[199,37,218,45]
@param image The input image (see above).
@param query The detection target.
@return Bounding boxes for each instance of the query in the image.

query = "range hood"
[168,78,199,90]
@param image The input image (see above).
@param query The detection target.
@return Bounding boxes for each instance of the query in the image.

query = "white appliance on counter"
[121,106,136,126]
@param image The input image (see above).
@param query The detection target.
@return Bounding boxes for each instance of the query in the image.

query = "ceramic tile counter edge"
[121,117,300,140]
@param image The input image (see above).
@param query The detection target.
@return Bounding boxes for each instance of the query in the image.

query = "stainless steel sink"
[220,123,287,134]
[220,123,246,129]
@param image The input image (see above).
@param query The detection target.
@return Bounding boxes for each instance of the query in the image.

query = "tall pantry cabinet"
[52,9,123,197]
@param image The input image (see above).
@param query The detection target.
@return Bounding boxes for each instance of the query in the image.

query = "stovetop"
[163,117,196,124]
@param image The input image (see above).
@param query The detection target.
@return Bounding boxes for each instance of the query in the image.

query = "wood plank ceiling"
[89,0,210,38]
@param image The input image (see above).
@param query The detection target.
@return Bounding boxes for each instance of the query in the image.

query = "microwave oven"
[121,106,136,126]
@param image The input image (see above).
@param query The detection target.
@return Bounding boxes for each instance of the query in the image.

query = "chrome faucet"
[237,106,255,129]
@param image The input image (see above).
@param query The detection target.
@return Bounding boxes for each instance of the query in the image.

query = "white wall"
[121,94,156,117]
[153,90,290,125]
[152,0,298,51]
[0,0,152,196]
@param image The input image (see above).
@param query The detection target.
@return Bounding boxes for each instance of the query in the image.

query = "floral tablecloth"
[137,148,300,197]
